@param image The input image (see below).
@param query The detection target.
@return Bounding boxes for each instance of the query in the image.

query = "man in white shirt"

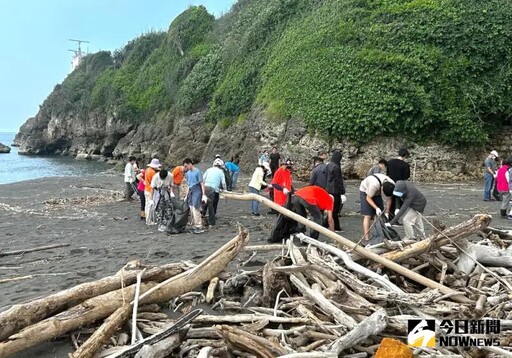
[359,173,395,242]
[124,156,137,200]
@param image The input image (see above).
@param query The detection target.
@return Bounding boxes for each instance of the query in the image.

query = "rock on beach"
[0,142,11,153]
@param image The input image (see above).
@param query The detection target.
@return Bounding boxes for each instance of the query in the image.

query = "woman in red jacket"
[270,159,294,206]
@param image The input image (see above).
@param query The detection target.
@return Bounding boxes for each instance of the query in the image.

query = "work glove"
[375,207,382,216]
[394,209,400,215]
[384,223,392,228]
[340,195,347,204]
[384,212,390,219]
[201,195,208,203]
[283,188,290,195]
[170,191,175,198]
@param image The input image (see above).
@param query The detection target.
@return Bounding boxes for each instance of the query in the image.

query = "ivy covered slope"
[43,0,512,146]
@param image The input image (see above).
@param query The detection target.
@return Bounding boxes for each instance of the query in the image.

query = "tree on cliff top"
[38,0,512,146]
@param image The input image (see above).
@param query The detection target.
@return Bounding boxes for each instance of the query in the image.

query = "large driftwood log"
[0,228,249,358]
[221,192,474,303]
[0,261,185,341]
[382,214,491,263]
[73,304,132,358]
[456,238,512,275]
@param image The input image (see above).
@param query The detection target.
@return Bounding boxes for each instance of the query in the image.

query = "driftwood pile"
[1,194,512,357]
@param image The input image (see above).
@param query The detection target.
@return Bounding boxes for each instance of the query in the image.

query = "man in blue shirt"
[225,159,240,190]
[203,159,227,226]
[183,158,206,234]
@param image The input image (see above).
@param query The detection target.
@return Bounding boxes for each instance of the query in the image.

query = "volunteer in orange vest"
[171,165,186,198]
[292,186,334,239]
[269,159,294,206]
[144,158,162,225]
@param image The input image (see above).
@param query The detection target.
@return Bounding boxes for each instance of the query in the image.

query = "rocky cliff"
[15,106,493,182]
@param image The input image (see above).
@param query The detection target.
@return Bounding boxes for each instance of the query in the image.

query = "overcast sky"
[0,0,235,132]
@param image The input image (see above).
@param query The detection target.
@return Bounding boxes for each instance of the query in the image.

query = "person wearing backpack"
[359,173,395,243]
[384,180,427,240]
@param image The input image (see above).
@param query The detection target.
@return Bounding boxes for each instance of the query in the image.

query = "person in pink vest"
[496,158,511,218]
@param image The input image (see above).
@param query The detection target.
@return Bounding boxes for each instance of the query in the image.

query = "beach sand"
[0,173,505,357]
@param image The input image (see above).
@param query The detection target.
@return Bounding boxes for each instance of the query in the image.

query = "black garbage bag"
[268,193,298,243]
[368,216,401,245]
[166,198,190,235]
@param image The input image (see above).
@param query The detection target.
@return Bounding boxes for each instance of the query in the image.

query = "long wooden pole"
[221,192,475,303]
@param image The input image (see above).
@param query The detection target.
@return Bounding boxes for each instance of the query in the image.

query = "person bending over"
[291,185,334,240]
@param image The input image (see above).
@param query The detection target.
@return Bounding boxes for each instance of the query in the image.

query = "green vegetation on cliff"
[44,0,512,145]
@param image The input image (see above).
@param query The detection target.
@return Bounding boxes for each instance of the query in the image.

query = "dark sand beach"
[0,173,507,357]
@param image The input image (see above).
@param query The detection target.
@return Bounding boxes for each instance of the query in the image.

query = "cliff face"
[14,105,488,181]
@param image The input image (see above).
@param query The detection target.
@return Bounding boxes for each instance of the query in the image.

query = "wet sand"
[0,173,508,357]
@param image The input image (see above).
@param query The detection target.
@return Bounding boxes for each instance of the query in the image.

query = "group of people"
[123,146,431,243]
[249,147,425,244]
[123,155,241,234]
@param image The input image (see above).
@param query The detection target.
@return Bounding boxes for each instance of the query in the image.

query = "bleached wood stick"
[328,309,388,354]
[0,243,70,256]
[205,277,218,304]
[289,274,357,330]
[0,272,72,284]
[131,269,145,345]
[244,244,285,251]
[192,314,310,325]
[296,233,401,293]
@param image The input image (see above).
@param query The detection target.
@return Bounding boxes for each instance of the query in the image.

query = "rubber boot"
[501,209,507,218]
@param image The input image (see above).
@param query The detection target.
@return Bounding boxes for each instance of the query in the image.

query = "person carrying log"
[384,180,427,240]
[359,174,395,243]
[291,185,334,239]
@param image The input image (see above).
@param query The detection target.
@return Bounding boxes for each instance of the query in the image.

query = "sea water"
[0,132,110,185]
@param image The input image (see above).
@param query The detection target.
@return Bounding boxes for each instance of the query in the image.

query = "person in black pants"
[269,146,281,178]
[325,150,346,231]
[386,148,411,216]
[291,186,335,239]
